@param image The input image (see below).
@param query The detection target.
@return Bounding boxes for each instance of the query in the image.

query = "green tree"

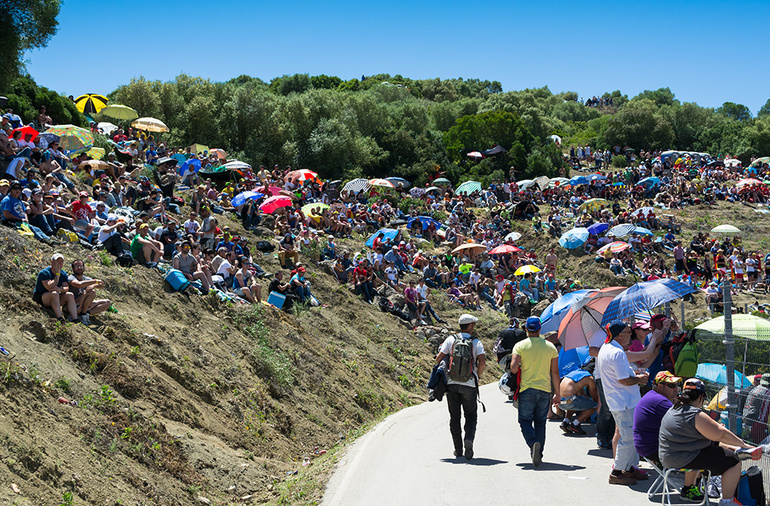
[310,74,342,90]
[0,0,61,89]
[632,87,678,107]
[758,99,770,118]
[717,102,752,122]
[270,74,312,95]
[602,99,674,150]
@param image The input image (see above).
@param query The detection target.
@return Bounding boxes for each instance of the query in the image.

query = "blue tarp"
[365,228,400,248]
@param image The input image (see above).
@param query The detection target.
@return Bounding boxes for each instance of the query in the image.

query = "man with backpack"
[434,314,486,460]
[510,316,560,467]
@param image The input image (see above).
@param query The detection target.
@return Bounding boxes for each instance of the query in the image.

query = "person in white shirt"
[597,321,653,486]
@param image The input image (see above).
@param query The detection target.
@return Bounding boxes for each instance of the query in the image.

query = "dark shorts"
[683,442,739,476]
[33,291,44,304]
[133,248,147,264]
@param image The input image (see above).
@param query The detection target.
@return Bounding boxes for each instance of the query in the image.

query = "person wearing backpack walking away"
[597,320,650,486]
[510,316,560,467]
[434,314,486,460]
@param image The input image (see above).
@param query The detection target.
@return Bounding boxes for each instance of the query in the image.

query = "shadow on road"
[586,448,613,459]
[439,457,508,466]
[515,461,586,471]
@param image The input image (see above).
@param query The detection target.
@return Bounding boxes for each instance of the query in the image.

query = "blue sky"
[25,0,770,113]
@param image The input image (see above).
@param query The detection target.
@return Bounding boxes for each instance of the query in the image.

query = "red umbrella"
[259,196,292,214]
[489,244,521,255]
[11,125,40,142]
[258,185,283,196]
[558,286,626,350]
[286,169,319,182]
[467,151,484,159]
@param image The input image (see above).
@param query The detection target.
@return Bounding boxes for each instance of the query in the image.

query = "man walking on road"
[597,320,650,486]
[435,314,486,460]
[510,316,560,467]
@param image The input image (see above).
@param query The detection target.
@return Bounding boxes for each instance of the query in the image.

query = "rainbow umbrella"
[597,241,631,255]
[44,125,94,154]
[74,94,108,114]
[259,196,292,214]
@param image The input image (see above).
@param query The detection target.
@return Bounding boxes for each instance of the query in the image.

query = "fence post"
[680,301,685,328]
[723,280,736,433]
[665,301,671,318]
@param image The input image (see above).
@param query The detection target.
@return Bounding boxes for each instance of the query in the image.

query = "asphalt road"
[323,383,661,506]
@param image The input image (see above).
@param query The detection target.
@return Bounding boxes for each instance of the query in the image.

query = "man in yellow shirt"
[510,317,560,467]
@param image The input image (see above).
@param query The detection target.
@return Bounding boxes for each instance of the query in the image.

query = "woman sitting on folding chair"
[659,378,763,506]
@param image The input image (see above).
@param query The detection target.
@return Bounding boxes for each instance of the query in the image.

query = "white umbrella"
[97,122,118,134]
[517,179,537,190]
[342,178,369,194]
[505,231,522,242]
[223,160,252,170]
[608,224,636,238]
[131,117,169,133]
[711,224,741,234]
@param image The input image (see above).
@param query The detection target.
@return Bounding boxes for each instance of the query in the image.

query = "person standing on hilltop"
[435,314,485,460]
[510,317,560,467]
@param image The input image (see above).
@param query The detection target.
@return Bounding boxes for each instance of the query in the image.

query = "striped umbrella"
[44,125,94,154]
[74,94,108,114]
[342,178,369,194]
[558,287,626,350]
[287,169,319,182]
[600,279,699,325]
[607,224,635,238]
[131,117,169,133]
[711,224,741,234]
[368,178,395,189]
[452,243,486,255]
[456,180,482,195]
[540,289,596,334]
[596,241,630,255]
[223,160,252,171]
[579,198,610,213]
[99,104,138,121]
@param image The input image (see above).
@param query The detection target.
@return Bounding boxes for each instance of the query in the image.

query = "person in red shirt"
[353,260,374,304]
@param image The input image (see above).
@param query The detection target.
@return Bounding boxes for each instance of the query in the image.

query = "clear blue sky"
[24,0,770,113]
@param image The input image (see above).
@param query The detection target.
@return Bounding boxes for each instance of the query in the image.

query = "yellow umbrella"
[131,117,169,133]
[514,265,541,276]
[74,94,108,114]
[578,198,610,213]
[100,104,138,121]
[452,243,486,255]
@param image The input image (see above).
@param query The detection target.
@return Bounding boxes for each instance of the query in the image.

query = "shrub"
[611,155,627,168]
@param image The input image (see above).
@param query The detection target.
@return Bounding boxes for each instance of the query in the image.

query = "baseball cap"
[682,378,706,396]
[525,316,541,332]
[632,321,651,330]
[605,320,628,341]
[79,191,88,197]
[654,371,682,385]
[0,179,9,187]
[458,314,478,325]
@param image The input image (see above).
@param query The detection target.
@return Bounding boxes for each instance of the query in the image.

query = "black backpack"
[493,326,526,365]
[448,335,475,383]
[256,240,275,252]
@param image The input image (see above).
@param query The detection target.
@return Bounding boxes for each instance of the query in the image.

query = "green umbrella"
[45,124,94,154]
[456,180,482,195]
[100,104,139,121]
[433,178,451,185]
[301,202,329,215]
[694,314,770,341]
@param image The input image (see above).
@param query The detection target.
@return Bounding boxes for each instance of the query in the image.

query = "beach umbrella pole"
[723,281,736,433]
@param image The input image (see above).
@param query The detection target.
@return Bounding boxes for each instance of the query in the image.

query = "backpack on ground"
[736,465,765,506]
[256,240,275,252]
[448,334,475,383]
[164,268,191,292]
[662,330,699,378]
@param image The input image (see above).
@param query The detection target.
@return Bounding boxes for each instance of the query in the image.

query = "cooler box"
[267,291,286,309]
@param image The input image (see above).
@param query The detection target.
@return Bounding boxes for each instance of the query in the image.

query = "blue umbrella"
[179,158,201,175]
[633,226,654,236]
[588,174,607,182]
[601,278,699,325]
[407,215,441,230]
[230,191,264,208]
[570,176,589,186]
[558,227,589,249]
[696,363,751,388]
[558,346,592,377]
[638,177,661,187]
[540,289,596,333]
[587,222,609,235]
[171,153,186,166]
[365,228,399,248]
[386,177,411,189]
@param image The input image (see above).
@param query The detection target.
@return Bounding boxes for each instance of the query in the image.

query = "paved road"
[323,383,658,506]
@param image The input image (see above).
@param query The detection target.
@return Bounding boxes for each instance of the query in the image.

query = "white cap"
[51,253,64,262]
[458,314,478,325]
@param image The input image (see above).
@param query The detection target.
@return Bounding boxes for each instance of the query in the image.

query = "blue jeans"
[30,214,56,236]
[356,281,374,303]
[446,384,478,452]
[518,388,551,451]
[294,284,310,302]
[479,286,497,310]
[595,379,616,445]
[53,172,75,190]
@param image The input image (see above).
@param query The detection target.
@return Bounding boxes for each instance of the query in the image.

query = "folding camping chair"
[661,466,711,506]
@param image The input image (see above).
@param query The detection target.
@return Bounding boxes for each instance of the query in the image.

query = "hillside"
[0,192,768,505]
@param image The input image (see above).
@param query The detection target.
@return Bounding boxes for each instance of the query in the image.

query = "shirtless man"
[545,248,558,275]
[556,369,599,435]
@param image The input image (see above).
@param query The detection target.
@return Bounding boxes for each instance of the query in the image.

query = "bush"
[611,155,627,168]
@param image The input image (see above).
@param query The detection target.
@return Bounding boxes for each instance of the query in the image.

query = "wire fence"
[693,304,770,498]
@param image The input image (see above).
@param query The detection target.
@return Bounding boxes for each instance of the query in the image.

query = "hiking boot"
[531,441,541,467]
[623,467,649,481]
[463,439,473,460]
[680,485,705,502]
[609,473,636,485]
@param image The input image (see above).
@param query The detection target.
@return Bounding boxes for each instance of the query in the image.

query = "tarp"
[365,228,400,248]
